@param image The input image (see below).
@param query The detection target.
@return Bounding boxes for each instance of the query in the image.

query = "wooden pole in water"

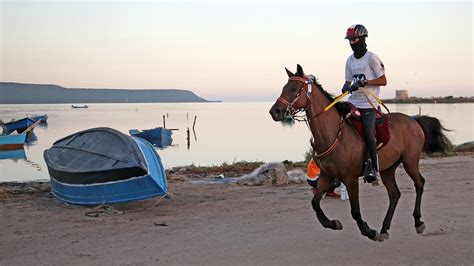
[163,115,166,128]
[192,115,197,131]
[187,127,190,149]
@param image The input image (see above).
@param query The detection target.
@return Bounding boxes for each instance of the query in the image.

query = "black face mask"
[350,37,367,59]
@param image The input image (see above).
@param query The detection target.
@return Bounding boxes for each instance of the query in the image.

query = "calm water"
[0,102,472,182]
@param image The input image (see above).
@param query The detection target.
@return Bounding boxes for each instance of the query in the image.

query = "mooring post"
[163,115,166,128]
[192,115,197,131]
[187,127,190,149]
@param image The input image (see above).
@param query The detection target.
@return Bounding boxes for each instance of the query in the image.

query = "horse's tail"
[413,115,452,154]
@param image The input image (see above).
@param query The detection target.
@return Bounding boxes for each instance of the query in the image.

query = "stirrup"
[363,159,378,183]
[363,170,378,183]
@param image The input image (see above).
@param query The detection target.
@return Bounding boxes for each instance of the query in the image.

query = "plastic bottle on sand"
[340,183,349,201]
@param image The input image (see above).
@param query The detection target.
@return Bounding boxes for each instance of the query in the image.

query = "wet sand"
[1,155,473,265]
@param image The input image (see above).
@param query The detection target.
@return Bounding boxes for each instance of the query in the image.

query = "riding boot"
[363,158,378,183]
[360,108,379,183]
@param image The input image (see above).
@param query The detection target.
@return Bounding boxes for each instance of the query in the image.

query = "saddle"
[346,103,391,150]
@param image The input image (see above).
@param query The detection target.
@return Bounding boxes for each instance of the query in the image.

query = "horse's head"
[269,64,312,121]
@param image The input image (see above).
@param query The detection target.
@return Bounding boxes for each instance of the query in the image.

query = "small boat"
[30,114,48,124]
[129,127,172,141]
[1,117,36,134]
[71,105,88,109]
[0,133,26,150]
[146,135,173,148]
[0,148,26,160]
[44,127,168,205]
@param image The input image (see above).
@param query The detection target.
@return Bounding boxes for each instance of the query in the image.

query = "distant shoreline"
[0,82,212,104]
[382,96,474,104]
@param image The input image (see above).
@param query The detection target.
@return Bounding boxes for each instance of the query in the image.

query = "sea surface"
[0,102,472,182]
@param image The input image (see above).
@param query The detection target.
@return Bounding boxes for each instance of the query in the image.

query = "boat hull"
[1,118,35,134]
[31,114,48,124]
[0,133,26,151]
[48,136,167,205]
[129,128,172,142]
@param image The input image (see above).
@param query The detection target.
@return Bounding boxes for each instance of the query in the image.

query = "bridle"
[276,76,312,119]
[277,75,332,120]
[276,75,350,166]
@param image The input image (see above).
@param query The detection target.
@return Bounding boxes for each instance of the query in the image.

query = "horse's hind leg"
[402,157,426,234]
[379,161,402,240]
[311,172,343,230]
[346,177,380,241]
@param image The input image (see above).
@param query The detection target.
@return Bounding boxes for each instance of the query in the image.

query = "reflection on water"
[0,149,26,160]
[146,137,174,149]
[0,148,43,181]
[0,102,472,182]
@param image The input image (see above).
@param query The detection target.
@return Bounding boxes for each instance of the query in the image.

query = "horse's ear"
[296,64,304,77]
[285,67,294,77]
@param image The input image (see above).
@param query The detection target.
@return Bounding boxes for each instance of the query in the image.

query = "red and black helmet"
[345,24,368,39]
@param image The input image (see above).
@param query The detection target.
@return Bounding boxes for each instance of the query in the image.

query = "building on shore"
[395,90,409,100]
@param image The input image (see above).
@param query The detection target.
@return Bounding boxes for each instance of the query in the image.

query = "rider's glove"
[359,79,369,87]
[345,79,369,93]
[341,84,351,93]
[349,82,360,93]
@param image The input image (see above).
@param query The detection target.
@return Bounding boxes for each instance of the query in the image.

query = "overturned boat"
[43,127,167,205]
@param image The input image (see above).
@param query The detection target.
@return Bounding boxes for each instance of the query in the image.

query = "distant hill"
[0,82,211,104]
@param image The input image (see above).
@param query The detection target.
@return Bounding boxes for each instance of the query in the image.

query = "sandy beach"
[1,155,473,265]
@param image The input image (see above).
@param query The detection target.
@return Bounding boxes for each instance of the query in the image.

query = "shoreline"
[1,154,473,264]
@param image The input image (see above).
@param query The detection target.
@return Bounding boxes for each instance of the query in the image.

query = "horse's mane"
[310,75,350,115]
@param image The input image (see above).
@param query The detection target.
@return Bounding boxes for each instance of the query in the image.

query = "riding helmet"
[345,24,368,39]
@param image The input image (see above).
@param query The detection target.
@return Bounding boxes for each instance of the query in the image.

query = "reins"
[281,75,348,164]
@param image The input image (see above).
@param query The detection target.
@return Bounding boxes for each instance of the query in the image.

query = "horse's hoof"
[380,233,389,241]
[416,222,425,234]
[371,231,381,242]
[334,220,343,230]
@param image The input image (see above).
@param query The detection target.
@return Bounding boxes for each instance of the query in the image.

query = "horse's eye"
[290,87,298,92]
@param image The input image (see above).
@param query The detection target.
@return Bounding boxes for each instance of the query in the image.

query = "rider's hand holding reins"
[342,79,368,94]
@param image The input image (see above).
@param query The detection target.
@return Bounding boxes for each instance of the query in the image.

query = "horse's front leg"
[346,177,381,241]
[311,172,343,230]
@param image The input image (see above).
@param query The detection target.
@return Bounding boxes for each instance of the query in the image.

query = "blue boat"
[1,117,36,134]
[140,135,173,149]
[30,114,48,124]
[0,149,26,160]
[44,127,167,205]
[129,127,172,141]
[0,133,26,150]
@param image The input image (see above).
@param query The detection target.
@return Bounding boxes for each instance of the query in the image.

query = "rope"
[148,193,171,209]
[84,205,124,217]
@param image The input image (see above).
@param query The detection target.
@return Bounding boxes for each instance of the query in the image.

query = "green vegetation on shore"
[382,96,474,104]
[179,142,474,177]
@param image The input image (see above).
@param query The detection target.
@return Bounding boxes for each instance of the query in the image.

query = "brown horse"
[269,65,451,241]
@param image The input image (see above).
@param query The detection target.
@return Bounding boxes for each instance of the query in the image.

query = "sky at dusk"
[1,0,472,101]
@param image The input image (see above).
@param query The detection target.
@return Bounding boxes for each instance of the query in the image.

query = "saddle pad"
[349,113,391,150]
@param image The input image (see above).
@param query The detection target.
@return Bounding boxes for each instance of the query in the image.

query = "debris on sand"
[236,162,291,186]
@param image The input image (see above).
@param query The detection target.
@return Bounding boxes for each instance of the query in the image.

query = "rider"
[341,24,387,183]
